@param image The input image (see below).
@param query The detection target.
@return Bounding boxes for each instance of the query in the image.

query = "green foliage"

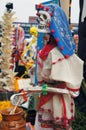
[72,105,86,130]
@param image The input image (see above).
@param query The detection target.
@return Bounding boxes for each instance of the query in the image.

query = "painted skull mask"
[36,4,52,33]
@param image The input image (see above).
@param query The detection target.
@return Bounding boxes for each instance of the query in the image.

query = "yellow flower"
[0,101,13,121]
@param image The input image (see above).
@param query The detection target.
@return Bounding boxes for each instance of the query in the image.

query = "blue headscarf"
[48,4,76,57]
[37,4,76,57]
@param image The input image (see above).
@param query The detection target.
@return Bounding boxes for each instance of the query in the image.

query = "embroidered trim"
[61,94,67,127]
[52,58,65,64]
[38,112,73,129]
[67,87,80,92]
[39,42,57,60]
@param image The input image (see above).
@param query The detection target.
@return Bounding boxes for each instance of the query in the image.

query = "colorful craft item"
[30,26,38,37]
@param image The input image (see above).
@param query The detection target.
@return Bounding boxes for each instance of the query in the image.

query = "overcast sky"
[0,0,48,22]
[0,0,79,23]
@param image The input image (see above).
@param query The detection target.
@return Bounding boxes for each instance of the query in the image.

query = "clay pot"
[0,107,26,130]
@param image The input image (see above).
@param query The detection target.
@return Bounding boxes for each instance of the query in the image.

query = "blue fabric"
[37,4,76,56]
[48,4,76,56]
[37,32,45,50]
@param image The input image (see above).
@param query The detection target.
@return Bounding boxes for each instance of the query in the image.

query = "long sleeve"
[37,52,52,83]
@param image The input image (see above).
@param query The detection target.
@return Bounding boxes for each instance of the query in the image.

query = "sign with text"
[29,16,37,24]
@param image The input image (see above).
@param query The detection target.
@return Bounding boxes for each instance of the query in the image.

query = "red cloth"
[39,42,57,60]
[38,82,67,110]
[38,93,55,110]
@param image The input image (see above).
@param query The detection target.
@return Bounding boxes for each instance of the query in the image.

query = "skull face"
[37,10,51,32]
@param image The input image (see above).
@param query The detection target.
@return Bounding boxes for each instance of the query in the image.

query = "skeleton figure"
[37,9,51,32]
[34,3,83,130]
[36,3,76,56]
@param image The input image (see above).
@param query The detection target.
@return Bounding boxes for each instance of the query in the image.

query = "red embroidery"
[61,95,67,127]
[71,102,74,106]
[48,109,51,113]
[67,87,80,92]
[71,109,73,113]
[56,117,60,120]
[58,58,64,61]
[52,58,64,64]
[41,123,52,128]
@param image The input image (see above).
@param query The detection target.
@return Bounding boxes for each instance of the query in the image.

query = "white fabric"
[35,47,83,129]
[34,93,75,129]
[37,47,83,90]
[34,113,53,130]
[49,47,83,89]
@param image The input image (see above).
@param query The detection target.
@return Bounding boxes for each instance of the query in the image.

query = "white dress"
[34,47,83,130]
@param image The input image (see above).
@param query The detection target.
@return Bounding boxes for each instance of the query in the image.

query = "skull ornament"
[36,4,52,33]
[38,10,51,29]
